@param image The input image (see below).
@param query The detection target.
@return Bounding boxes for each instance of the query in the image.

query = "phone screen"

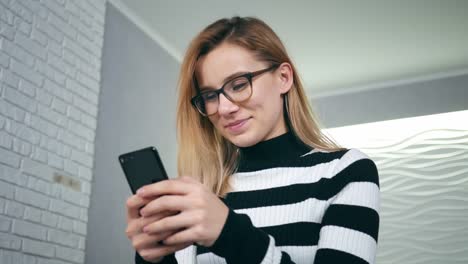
[119,147,168,194]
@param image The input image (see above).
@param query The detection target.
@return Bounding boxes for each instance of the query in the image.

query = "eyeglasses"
[191,64,279,116]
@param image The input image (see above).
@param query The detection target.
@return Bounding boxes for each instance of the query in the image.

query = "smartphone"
[118,146,169,194]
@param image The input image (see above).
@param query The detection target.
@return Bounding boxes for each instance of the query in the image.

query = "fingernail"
[136,188,145,195]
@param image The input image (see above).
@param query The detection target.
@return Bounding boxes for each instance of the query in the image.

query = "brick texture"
[0,0,105,263]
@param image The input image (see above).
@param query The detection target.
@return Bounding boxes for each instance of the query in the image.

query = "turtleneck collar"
[237,131,313,172]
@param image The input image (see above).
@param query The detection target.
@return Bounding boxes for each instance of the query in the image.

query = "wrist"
[206,208,269,263]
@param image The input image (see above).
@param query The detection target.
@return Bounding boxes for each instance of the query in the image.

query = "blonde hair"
[176,16,345,197]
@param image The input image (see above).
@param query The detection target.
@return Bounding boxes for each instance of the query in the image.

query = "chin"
[224,130,261,148]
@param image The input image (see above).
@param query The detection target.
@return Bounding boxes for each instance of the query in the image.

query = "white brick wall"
[0,0,106,263]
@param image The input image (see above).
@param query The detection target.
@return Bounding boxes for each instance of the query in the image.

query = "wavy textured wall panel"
[325,110,468,264]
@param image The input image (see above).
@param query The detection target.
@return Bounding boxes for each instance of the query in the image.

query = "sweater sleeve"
[205,207,297,264]
[314,150,380,264]
[135,251,178,264]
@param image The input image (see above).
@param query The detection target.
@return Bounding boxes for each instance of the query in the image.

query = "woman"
[125,16,380,264]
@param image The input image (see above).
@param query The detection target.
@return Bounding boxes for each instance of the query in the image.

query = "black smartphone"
[118,146,169,194]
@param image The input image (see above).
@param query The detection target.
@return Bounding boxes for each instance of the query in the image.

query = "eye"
[201,92,218,102]
[229,78,249,91]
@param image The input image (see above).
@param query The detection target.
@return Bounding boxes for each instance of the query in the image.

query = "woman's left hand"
[136,176,229,247]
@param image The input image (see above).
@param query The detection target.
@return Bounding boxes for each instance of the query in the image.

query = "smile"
[225,118,251,133]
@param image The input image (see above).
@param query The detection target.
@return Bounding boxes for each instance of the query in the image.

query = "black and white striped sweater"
[136,131,380,264]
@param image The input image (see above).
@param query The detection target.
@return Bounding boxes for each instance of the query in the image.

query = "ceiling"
[111,0,468,97]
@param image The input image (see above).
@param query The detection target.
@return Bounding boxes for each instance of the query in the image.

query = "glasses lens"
[193,97,206,115]
[196,91,218,116]
[193,76,253,116]
[225,76,252,102]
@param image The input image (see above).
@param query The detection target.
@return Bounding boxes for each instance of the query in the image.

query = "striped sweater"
[136,131,380,264]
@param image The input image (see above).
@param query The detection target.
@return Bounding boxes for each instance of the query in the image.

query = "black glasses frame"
[191,64,280,116]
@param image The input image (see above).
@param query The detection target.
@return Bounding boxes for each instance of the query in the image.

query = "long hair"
[176,16,345,197]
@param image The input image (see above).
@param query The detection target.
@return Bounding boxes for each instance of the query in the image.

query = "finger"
[126,195,152,221]
[161,227,198,246]
[140,195,189,217]
[136,179,193,198]
[138,241,192,262]
[142,210,180,226]
[133,227,185,250]
[132,231,170,251]
[143,211,193,235]
[126,211,177,238]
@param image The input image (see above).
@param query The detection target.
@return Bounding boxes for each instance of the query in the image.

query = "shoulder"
[333,148,376,168]
[331,148,380,187]
[302,147,379,185]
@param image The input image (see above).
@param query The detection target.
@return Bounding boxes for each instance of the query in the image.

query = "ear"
[277,62,294,95]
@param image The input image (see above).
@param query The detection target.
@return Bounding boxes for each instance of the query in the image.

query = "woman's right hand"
[126,194,192,263]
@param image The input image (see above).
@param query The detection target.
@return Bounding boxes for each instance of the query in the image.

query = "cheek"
[208,115,230,136]
[250,83,283,117]
[208,116,221,129]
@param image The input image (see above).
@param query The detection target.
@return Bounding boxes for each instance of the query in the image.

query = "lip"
[224,117,251,133]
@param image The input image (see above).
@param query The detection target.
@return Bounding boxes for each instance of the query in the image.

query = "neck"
[237,131,313,172]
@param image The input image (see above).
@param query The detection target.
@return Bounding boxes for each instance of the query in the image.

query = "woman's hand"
[125,194,192,262]
[136,176,229,247]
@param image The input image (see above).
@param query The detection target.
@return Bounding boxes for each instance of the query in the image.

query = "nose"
[217,93,239,116]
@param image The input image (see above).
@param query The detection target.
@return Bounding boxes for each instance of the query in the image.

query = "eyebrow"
[198,70,248,91]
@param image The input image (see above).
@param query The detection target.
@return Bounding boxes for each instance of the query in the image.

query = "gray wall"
[85,3,179,264]
[311,73,468,128]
